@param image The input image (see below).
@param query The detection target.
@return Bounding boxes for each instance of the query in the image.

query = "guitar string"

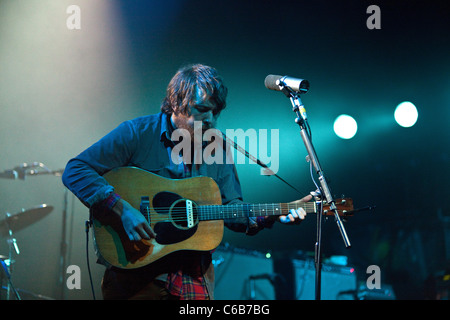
[142,204,316,211]
[140,203,316,214]
[141,212,346,223]
[139,203,317,223]
[139,202,353,223]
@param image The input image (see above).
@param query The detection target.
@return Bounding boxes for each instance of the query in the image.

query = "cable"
[85,220,96,300]
[221,131,305,196]
[308,157,321,195]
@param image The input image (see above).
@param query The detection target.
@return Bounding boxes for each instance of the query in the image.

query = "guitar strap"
[221,131,304,195]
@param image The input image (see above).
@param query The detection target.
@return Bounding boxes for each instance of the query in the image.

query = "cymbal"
[0,204,54,237]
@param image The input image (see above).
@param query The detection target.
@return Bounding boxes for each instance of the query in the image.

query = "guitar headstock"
[322,198,354,217]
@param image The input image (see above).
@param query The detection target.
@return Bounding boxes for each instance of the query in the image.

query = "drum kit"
[0,162,63,300]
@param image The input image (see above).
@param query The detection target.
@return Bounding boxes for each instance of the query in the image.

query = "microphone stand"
[279,86,351,300]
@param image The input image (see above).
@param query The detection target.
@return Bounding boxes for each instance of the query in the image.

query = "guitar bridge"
[186,200,194,228]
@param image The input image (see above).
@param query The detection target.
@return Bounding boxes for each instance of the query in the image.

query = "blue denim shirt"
[62,112,251,232]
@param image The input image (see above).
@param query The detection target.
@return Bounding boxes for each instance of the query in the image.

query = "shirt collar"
[160,112,174,143]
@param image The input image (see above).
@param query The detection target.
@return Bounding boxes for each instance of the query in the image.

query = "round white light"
[394,101,418,127]
[333,114,358,139]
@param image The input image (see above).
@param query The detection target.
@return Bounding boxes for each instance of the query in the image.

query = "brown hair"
[161,64,228,115]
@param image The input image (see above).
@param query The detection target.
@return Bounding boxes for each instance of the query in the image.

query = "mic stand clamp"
[280,85,351,300]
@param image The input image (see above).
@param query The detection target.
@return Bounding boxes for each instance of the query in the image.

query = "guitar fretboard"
[198,202,316,221]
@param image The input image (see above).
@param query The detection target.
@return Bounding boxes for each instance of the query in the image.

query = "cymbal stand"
[2,212,21,300]
[279,84,351,300]
[57,188,68,300]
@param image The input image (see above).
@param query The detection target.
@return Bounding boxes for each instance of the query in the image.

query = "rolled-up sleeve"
[62,120,137,207]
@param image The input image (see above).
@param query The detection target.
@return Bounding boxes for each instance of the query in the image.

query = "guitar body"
[92,167,224,269]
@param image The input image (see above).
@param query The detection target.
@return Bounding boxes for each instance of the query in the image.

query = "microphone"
[264,74,309,94]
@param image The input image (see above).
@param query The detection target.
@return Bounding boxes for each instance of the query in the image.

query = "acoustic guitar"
[91,167,353,269]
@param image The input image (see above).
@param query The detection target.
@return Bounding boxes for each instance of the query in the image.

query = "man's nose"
[203,111,214,127]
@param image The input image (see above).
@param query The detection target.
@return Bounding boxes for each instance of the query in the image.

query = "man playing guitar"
[62,64,312,300]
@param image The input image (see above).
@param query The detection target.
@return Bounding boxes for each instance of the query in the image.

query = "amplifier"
[274,257,357,300]
[212,244,275,300]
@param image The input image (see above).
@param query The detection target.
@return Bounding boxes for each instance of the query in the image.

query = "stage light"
[333,114,358,139]
[394,101,418,127]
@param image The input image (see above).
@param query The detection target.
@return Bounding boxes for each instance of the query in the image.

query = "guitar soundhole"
[170,199,199,230]
[152,192,199,245]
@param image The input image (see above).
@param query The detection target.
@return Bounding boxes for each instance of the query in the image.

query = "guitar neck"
[198,202,316,221]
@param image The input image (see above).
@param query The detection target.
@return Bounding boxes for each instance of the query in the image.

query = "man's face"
[171,87,220,137]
